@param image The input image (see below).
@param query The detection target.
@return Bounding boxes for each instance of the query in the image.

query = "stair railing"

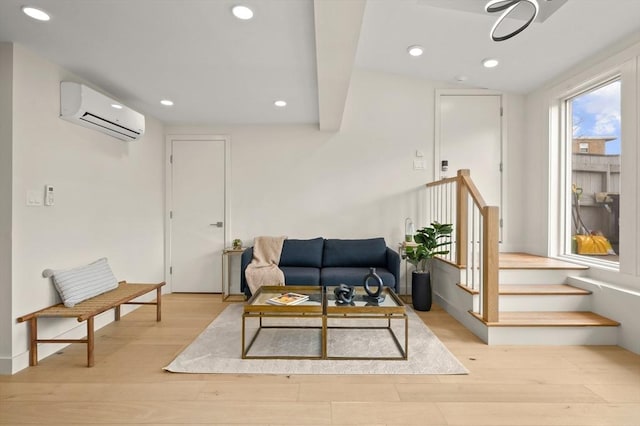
[425,169,499,322]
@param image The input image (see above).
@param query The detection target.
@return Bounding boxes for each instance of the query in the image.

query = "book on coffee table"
[266,292,309,306]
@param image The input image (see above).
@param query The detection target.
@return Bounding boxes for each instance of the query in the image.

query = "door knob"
[210,222,223,228]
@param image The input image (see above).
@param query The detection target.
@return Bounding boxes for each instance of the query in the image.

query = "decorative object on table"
[405,222,453,311]
[404,217,415,243]
[232,238,243,249]
[363,267,385,303]
[333,284,355,305]
[266,292,309,306]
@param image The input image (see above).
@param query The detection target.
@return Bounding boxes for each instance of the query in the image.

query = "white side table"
[222,247,246,301]
[398,241,418,303]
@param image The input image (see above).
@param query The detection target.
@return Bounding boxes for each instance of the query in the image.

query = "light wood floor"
[1,294,639,425]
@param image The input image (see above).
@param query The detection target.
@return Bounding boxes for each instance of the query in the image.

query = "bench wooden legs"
[26,317,94,367]
[156,287,162,322]
[87,317,95,367]
[22,286,163,368]
[29,318,38,367]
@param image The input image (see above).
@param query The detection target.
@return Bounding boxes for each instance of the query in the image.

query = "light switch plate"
[27,190,43,206]
[413,159,426,170]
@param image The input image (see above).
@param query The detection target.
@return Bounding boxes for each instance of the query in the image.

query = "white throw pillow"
[51,258,119,308]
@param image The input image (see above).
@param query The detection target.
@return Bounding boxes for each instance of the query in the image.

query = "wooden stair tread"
[457,283,591,296]
[499,284,591,295]
[499,252,589,270]
[471,311,620,327]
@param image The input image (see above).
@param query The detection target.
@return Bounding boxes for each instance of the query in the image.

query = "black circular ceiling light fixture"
[485,0,539,42]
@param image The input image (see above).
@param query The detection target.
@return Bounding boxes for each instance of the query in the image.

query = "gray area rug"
[164,304,468,375]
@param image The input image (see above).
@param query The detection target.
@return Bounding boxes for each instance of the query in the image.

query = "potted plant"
[404,222,453,311]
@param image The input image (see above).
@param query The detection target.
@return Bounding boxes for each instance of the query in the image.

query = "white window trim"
[549,61,639,282]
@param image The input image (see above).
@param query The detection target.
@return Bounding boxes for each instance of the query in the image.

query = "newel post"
[455,169,470,266]
[482,205,500,323]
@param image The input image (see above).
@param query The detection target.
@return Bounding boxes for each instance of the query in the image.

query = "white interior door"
[438,94,503,209]
[170,139,226,293]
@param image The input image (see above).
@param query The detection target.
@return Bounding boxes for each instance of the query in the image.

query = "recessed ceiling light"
[111,104,123,109]
[482,58,499,68]
[22,6,50,21]
[455,75,468,82]
[274,100,287,107]
[407,45,424,57]
[232,5,254,20]
[160,99,174,106]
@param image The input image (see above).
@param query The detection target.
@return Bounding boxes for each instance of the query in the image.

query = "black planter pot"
[411,271,432,311]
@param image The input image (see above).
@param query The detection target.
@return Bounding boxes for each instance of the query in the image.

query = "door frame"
[164,134,231,293]
[434,89,507,243]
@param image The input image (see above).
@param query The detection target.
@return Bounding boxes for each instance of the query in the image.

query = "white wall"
[0,43,14,373]
[6,44,166,374]
[168,69,525,293]
[170,70,445,244]
[523,35,640,354]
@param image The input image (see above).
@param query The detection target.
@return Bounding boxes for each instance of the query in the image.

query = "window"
[564,79,621,264]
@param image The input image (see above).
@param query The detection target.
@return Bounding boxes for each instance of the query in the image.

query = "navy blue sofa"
[240,237,400,297]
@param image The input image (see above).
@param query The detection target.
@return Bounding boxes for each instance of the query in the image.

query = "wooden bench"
[17,281,165,367]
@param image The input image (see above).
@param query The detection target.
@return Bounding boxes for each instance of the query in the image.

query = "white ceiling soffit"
[314,0,366,132]
[420,0,568,23]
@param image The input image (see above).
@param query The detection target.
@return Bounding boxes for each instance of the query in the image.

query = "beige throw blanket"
[245,236,287,294]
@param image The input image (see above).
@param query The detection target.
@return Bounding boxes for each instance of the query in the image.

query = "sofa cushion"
[279,238,324,268]
[322,238,387,268]
[280,266,321,285]
[321,267,396,289]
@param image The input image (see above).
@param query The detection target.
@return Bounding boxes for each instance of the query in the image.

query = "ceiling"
[1,0,640,129]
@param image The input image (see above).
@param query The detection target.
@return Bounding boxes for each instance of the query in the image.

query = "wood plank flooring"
[1,293,639,425]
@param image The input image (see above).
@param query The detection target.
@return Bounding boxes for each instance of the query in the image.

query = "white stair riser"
[487,325,618,345]
[497,294,592,312]
[497,268,588,284]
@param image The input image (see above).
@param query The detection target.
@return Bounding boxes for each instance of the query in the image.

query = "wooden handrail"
[426,176,458,188]
[425,169,500,323]
[460,174,487,210]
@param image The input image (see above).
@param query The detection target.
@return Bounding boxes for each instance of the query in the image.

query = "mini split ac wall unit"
[60,82,145,141]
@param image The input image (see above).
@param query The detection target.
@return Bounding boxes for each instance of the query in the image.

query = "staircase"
[424,170,620,346]
[457,253,620,345]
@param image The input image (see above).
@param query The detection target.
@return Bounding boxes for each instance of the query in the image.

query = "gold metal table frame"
[242,285,408,360]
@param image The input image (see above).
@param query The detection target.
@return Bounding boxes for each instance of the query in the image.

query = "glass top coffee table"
[242,285,408,360]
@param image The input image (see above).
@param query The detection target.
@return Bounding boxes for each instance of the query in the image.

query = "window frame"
[551,72,622,272]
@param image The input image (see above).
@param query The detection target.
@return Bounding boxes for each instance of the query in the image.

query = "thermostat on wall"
[44,185,54,206]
